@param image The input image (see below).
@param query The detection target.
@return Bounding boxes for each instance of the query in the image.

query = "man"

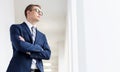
[7,4,51,72]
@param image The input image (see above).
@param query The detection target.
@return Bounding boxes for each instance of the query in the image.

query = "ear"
[27,10,31,15]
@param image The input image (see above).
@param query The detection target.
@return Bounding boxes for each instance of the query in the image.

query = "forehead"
[32,6,41,9]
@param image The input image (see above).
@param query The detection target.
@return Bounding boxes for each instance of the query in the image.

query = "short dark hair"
[24,4,41,18]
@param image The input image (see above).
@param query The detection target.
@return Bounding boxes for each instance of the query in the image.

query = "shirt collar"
[25,20,36,30]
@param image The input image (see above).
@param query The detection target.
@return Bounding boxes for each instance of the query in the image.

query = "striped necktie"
[31,26,36,43]
[31,26,37,69]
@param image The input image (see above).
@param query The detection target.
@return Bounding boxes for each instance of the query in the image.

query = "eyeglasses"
[31,8,43,16]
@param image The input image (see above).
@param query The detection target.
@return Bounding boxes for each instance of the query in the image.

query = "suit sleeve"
[10,25,43,53]
[30,35,51,60]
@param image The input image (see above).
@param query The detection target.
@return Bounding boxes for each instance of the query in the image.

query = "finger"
[19,36,22,39]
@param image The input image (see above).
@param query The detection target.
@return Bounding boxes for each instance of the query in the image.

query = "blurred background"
[1,0,120,72]
[0,0,68,72]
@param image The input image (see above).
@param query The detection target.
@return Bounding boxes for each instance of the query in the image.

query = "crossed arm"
[19,35,51,60]
[19,36,31,55]
[10,25,51,60]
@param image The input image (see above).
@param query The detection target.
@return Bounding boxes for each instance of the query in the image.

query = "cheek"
[30,14,36,18]
[32,13,38,17]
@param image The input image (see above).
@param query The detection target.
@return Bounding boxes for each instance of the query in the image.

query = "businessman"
[7,4,51,72]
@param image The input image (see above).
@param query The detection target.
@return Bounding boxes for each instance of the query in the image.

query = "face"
[27,6,43,23]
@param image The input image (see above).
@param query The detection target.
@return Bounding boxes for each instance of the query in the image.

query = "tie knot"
[31,26,35,32]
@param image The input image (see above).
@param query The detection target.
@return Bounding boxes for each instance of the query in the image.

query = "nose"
[39,11,43,16]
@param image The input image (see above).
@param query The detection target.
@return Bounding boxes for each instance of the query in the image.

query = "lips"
[37,16,40,18]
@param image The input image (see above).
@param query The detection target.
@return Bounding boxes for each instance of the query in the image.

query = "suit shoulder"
[38,31,45,36]
[10,22,25,28]
[38,31,47,39]
[10,24,22,31]
[10,24,21,27]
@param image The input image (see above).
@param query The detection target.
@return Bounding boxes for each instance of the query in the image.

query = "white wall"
[67,0,79,72]
[77,0,86,71]
[78,0,120,72]
[0,0,15,72]
[58,41,65,72]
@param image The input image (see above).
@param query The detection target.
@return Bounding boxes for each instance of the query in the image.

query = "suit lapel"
[34,29,39,44]
[21,22,33,42]
[21,22,41,44]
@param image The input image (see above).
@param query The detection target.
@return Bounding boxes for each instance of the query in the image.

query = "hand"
[26,52,31,55]
[19,36,25,42]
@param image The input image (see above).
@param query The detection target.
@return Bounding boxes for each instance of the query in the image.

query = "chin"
[38,19,40,21]
[37,18,40,20]
[36,19,40,21]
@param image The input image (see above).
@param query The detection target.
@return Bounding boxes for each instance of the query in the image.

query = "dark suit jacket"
[7,22,51,72]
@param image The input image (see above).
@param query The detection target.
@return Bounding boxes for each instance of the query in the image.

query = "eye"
[36,9,40,13]
[32,8,43,16]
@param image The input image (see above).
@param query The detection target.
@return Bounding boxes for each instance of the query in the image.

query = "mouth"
[37,16,40,18]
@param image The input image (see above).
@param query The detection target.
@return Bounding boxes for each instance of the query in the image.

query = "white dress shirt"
[25,20,38,69]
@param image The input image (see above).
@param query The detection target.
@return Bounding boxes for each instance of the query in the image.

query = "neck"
[26,19,37,25]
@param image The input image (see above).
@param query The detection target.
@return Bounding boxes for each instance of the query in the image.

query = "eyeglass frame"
[30,8,43,16]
